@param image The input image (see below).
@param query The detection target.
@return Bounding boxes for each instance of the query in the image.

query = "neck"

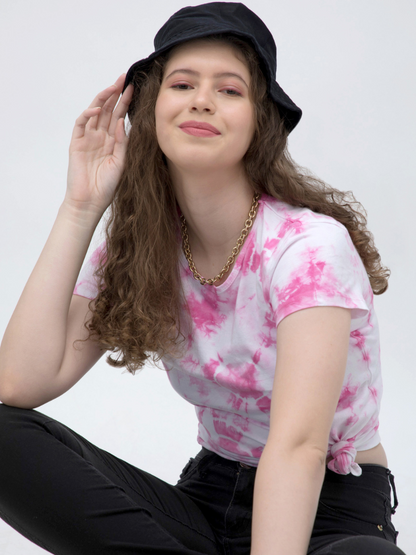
[170,162,254,256]
[169,162,255,283]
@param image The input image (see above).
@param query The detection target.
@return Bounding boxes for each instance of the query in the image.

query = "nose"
[189,85,216,114]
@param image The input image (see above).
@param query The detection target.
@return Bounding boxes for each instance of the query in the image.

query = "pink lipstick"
[179,120,221,137]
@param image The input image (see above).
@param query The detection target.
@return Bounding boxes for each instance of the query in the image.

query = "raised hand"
[66,74,134,215]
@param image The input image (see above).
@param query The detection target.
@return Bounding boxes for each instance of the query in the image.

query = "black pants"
[0,404,405,555]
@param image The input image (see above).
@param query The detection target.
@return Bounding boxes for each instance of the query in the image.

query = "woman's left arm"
[250,305,351,555]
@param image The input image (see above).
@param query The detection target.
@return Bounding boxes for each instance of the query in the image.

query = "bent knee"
[0,403,48,442]
[0,402,35,422]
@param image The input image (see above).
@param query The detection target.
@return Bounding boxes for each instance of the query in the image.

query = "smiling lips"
[179,120,221,137]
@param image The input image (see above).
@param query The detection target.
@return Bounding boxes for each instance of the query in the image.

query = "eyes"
[170,82,243,97]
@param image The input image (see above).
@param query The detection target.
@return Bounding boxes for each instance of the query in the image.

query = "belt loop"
[386,470,399,514]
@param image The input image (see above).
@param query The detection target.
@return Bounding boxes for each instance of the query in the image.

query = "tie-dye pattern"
[74,195,382,476]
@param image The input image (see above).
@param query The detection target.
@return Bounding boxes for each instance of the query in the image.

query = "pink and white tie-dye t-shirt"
[74,194,382,476]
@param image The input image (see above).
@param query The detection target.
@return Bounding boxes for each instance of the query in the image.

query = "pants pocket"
[176,449,211,485]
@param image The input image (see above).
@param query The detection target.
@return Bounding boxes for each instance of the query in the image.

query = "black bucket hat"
[123,2,302,132]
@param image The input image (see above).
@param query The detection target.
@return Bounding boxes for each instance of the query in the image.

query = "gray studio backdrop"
[0,1,414,553]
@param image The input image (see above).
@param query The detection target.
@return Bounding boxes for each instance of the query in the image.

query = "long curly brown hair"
[85,35,390,374]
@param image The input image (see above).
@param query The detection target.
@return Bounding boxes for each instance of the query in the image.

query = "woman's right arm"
[0,74,134,409]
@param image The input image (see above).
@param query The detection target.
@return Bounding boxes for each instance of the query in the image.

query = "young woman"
[0,3,405,555]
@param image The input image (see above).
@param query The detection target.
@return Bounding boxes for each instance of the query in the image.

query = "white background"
[0,1,415,553]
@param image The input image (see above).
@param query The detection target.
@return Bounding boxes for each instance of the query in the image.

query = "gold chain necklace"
[181,193,260,286]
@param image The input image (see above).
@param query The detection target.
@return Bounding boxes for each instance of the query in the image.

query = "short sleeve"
[73,242,106,300]
[269,219,371,327]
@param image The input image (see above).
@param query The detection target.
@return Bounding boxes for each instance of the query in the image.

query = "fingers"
[113,117,128,160]
[85,76,124,131]
[89,74,125,113]
[95,74,128,132]
[107,83,134,137]
[71,107,102,142]
[71,74,132,141]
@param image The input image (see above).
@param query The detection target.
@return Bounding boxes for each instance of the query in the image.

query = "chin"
[166,150,216,169]
[167,149,246,174]
[176,157,237,174]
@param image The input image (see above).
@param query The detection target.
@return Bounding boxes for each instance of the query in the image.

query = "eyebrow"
[164,68,249,88]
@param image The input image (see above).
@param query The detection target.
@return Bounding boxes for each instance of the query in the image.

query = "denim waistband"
[197,447,399,513]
